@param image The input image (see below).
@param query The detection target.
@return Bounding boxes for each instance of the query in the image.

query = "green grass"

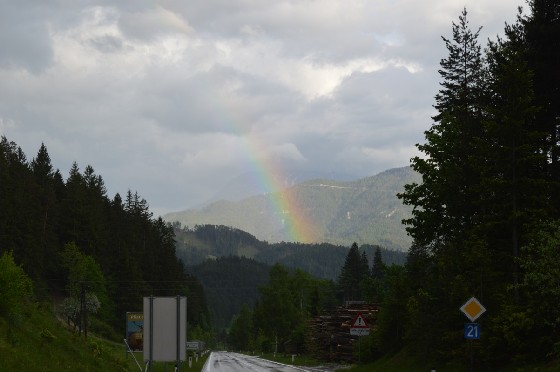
[339,349,434,372]
[258,352,322,367]
[0,301,209,372]
[123,351,209,371]
[338,347,560,372]
[0,303,130,371]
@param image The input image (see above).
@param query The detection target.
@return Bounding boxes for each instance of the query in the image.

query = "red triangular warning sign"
[351,312,368,328]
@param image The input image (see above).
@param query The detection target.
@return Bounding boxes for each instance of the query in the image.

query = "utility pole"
[80,283,88,338]
[79,283,84,336]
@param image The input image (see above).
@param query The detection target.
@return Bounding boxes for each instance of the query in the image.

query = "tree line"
[371,3,559,368]
[0,138,210,335]
[175,223,406,342]
[226,263,338,353]
[175,223,406,281]
[224,242,393,354]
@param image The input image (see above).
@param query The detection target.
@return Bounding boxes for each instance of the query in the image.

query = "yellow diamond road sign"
[460,297,486,322]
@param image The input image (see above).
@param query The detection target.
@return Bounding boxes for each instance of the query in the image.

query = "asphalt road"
[201,351,336,372]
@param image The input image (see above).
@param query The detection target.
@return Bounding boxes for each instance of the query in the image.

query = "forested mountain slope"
[189,256,271,330]
[166,166,420,250]
[175,224,407,282]
[177,224,406,330]
[0,137,210,332]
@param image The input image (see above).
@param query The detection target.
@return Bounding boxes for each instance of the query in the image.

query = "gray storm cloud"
[0,0,521,215]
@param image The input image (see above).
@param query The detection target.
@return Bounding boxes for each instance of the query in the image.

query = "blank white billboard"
[143,296,186,362]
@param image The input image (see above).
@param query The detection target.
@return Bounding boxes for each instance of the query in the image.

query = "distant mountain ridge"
[165,166,420,251]
[207,168,347,205]
[174,224,408,279]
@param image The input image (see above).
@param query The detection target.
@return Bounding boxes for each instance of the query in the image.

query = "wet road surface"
[201,351,344,372]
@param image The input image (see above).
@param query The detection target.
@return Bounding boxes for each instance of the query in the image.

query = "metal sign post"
[349,312,370,362]
[149,296,154,372]
[176,295,181,372]
[460,297,486,372]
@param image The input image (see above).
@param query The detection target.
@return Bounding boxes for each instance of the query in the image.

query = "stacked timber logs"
[308,302,379,362]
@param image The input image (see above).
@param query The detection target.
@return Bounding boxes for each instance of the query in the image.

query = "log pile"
[308,302,380,362]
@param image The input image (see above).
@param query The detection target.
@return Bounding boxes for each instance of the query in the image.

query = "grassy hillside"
[0,302,208,372]
[165,166,420,250]
[0,302,131,371]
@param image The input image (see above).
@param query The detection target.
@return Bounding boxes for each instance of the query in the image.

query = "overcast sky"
[0,0,522,216]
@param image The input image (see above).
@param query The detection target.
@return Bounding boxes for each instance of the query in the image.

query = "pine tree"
[61,162,87,246]
[81,165,108,257]
[399,8,487,252]
[482,19,549,304]
[338,242,367,301]
[397,9,492,361]
[253,264,299,346]
[522,0,560,211]
[371,246,386,280]
[30,143,61,281]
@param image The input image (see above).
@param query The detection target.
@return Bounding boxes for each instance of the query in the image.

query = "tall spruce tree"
[483,19,549,304]
[338,242,367,301]
[30,143,61,281]
[397,9,494,361]
[522,0,560,211]
[399,8,487,252]
[61,162,88,247]
[371,246,386,280]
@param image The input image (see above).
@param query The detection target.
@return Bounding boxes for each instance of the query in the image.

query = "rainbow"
[237,133,319,244]
[218,84,320,243]
[138,2,319,242]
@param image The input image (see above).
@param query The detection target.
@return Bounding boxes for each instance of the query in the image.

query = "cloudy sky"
[1,0,522,216]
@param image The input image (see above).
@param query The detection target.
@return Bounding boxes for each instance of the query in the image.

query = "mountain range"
[164,166,420,251]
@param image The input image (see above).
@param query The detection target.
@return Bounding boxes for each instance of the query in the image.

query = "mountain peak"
[164,166,418,250]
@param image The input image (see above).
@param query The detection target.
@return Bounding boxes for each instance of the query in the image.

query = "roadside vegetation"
[0,227,209,371]
[225,2,560,370]
[258,352,323,367]
[0,251,128,371]
[0,275,208,371]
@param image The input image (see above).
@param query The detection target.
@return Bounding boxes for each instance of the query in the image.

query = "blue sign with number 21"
[464,323,480,339]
